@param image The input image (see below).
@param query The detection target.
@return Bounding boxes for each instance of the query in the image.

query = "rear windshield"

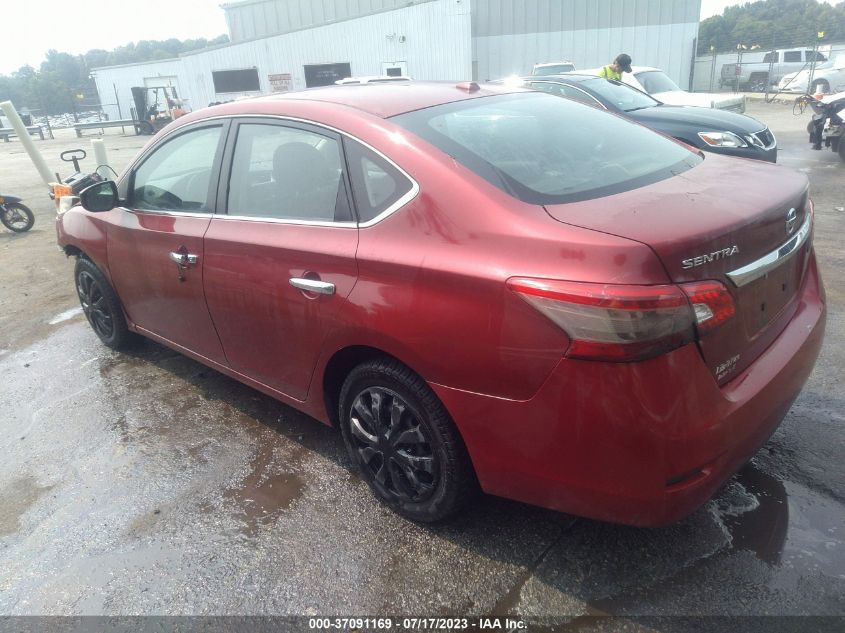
[391,92,700,204]
[635,71,680,94]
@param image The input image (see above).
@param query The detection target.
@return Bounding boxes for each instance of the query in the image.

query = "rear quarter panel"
[309,114,670,401]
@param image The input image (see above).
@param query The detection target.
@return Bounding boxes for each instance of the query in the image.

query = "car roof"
[252,81,521,118]
[335,76,411,84]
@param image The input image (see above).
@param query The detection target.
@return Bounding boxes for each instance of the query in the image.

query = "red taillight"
[508,277,736,362]
[507,278,696,362]
[679,281,735,334]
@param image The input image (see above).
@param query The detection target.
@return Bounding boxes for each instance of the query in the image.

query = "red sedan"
[57,82,826,526]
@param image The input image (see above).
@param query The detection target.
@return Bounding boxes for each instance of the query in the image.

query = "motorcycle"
[0,194,34,233]
[801,91,845,161]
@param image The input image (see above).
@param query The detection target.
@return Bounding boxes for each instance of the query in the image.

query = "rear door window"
[226,122,352,222]
[783,51,802,63]
[344,139,415,223]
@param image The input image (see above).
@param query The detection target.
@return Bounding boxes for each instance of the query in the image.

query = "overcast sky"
[1,0,842,75]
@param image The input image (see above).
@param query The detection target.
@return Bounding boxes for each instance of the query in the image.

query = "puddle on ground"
[221,438,305,537]
[0,476,53,536]
[714,463,789,566]
[718,464,789,565]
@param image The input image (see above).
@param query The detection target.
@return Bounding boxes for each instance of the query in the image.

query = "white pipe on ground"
[0,100,54,187]
[91,138,110,177]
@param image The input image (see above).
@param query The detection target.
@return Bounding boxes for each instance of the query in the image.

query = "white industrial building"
[92,0,702,122]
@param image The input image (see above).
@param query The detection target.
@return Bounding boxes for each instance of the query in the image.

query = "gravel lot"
[0,102,843,629]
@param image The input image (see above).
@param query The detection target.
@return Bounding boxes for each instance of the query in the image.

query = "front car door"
[108,122,229,364]
[202,119,360,400]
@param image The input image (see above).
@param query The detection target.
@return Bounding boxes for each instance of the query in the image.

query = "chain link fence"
[691,32,845,98]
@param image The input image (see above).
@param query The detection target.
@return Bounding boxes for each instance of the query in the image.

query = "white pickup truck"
[721,48,828,90]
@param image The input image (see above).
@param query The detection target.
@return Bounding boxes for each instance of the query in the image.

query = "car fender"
[57,207,112,280]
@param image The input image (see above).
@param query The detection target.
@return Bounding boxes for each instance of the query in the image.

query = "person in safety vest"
[598,54,632,81]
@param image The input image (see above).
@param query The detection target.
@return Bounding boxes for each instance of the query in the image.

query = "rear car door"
[202,119,359,400]
[108,122,229,364]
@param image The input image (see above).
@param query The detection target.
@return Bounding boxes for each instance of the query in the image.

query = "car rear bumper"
[432,252,825,526]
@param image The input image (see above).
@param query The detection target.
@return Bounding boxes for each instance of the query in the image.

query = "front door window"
[131,126,223,212]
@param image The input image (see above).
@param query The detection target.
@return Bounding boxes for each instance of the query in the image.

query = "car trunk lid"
[543,155,812,384]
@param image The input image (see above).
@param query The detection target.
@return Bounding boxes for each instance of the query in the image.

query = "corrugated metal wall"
[472,0,701,87]
[92,0,471,118]
[91,59,184,122]
[183,0,470,105]
[222,0,440,42]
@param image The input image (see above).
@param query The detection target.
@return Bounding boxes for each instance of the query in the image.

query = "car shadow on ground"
[113,336,795,621]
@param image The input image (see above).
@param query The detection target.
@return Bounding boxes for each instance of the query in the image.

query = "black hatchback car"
[522,74,777,162]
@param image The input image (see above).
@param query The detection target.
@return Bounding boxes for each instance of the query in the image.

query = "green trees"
[698,0,845,54]
[0,35,228,115]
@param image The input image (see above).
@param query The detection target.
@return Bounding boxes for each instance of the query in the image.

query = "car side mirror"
[79,180,118,212]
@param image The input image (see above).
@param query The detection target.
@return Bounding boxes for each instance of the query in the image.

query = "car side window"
[763,52,779,63]
[131,125,223,212]
[530,82,565,97]
[561,85,602,106]
[227,123,351,222]
[806,51,827,62]
[784,51,802,63]
[345,139,414,224]
[531,82,600,107]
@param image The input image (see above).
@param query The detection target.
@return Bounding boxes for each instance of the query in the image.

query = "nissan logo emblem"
[786,208,797,235]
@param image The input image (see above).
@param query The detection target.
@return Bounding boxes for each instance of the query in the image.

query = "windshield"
[391,92,700,204]
[579,78,659,111]
[635,71,681,94]
[533,63,575,75]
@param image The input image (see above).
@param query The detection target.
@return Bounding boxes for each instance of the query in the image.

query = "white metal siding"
[472,0,701,88]
[91,59,183,122]
[475,22,699,86]
[182,0,471,106]
[223,0,441,42]
[472,0,700,36]
[91,0,470,121]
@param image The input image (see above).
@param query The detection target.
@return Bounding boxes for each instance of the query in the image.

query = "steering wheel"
[139,185,183,210]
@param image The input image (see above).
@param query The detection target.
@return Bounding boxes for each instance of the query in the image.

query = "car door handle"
[289,277,336,295]
[169,251,198,266]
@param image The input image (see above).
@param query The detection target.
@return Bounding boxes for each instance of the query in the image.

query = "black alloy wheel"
[348,386,438,503]
[77,269,115,341]
[339,358,476,522]
[73,258,137,349]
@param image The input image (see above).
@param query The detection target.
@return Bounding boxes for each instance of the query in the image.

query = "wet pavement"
[0,107,844,625]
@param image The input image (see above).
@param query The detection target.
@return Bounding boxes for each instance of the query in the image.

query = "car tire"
[812,79,830,95]
[74,257,139,350]
[748,72,770,89]
[339,358,476,522]
[0,202,35,232]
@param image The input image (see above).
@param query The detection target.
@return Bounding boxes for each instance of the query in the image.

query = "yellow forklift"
[131,86,187,135]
